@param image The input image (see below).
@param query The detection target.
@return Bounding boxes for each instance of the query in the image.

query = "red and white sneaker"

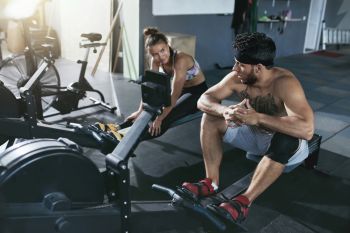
[210,195,250,223]
[180,178,217,201]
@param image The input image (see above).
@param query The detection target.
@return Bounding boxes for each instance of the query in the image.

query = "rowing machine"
[0,70,236,233]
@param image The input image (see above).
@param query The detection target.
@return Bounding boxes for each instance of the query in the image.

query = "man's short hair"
[233,32,276,67]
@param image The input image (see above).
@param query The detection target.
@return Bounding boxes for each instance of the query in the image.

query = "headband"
[235,50,274,67]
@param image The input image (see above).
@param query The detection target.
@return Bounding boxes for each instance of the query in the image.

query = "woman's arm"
[157,54,188,120]
[148,54,188,136]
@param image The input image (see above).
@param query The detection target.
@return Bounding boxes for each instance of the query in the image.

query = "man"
[181,32,314,223]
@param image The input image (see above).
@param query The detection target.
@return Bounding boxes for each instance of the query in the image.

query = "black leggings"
[120,82,208,140]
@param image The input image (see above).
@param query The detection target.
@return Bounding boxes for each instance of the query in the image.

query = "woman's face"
[148,42,170,65]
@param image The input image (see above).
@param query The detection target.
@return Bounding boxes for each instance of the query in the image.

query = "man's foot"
[180,178,217,201]
[209,195,250,223]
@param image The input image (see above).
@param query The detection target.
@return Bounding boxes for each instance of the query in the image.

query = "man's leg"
[200,113,228,186]
[243,156,285,202]
[214,132,301,223]
[213,155,285,223]
[181,113,227,198]
[243,132,303,202]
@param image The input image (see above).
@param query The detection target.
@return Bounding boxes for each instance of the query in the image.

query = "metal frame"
[322,21,350,50]
[0,58,101,148]
[1,104,252,233]
[0,69,270,233]
[1,107,212,233]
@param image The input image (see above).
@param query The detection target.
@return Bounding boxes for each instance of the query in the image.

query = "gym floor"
[30,48,350,232]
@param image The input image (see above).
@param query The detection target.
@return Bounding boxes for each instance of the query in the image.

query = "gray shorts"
[223,125,309,167]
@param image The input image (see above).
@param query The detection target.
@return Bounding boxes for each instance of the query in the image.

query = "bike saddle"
[81,33,102,42]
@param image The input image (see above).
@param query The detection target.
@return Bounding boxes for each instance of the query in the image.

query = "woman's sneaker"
[94,122,121,132]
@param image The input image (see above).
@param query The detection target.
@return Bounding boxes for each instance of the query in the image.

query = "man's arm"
[198,72,238,117]
[238,76,314,140]
[260,76,314,140]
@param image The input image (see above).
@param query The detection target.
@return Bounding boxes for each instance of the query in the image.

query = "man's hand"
[149,117,162,136]
[235,99,259,126]
[223,99,247,127]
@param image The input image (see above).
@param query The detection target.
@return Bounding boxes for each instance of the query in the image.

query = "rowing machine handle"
[152,184,226,232]
[152,184,176,198]
[182,201,227,232]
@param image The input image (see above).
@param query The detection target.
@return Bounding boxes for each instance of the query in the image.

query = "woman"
[115,27,208,139]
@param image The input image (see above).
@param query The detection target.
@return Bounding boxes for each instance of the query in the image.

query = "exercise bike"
[0,16,115,119]
[47,32,116,117]
[0,70,252,233]
[0,42,118,151]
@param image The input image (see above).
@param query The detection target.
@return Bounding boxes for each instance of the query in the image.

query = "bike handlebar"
[188,202,227,232]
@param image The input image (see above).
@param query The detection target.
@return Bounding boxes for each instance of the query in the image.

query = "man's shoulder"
[272,68,304,94]
[220,71,245,89]
[273,68,298,84]
[273,67,295,77]
[223,71,241,83]
[209,72,243,95]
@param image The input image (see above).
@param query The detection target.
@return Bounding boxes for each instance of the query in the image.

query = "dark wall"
[324,0,349,28]
[256,0,310,57]
[139,0,234,72]
[139,0,311,72]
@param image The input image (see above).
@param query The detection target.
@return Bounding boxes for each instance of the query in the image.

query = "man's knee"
[265,132,300,164]
[260,155,285,168]
[201,113,226,134]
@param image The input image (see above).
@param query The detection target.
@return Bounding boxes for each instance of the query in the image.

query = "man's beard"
[242,70,257,85]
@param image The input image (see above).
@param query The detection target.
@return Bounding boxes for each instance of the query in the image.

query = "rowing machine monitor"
[141,70,171,112]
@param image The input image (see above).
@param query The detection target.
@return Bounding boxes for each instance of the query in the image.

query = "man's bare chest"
[238,89,285,116]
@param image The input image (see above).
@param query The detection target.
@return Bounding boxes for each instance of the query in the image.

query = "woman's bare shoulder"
[174,51,194,68]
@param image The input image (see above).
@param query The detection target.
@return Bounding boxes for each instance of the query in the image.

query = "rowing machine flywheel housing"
[0,138,105,204]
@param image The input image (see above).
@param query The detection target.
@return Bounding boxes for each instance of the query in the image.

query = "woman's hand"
[149,117,163,136]
[125,110,142,122]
